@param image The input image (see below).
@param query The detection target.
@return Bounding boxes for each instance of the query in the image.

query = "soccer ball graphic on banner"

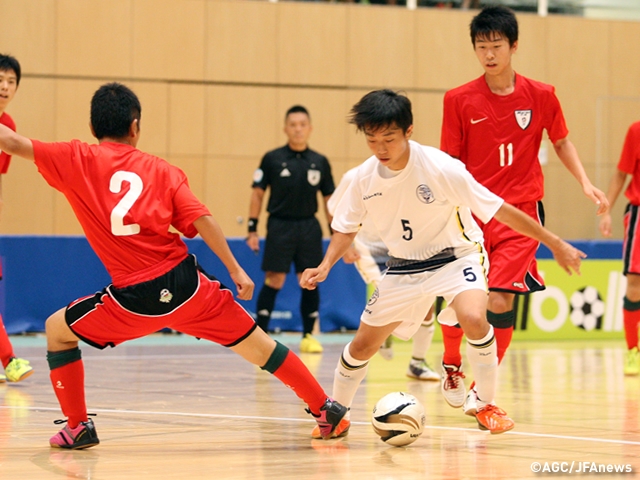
[569,286,605,331]
[372,392,425,447]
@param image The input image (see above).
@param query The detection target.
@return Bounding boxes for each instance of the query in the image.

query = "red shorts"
[478,201,545,294]
[65,255,257,349]
[623,203,640,275]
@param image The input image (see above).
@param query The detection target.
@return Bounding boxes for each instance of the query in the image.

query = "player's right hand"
[598,213,612,237]
[246,234,260,254]
[300,267,328,290]
[230,268,255,300]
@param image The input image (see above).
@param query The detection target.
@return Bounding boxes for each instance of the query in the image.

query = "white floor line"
[5,405,640,446]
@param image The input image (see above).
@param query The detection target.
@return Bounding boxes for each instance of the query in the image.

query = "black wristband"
[248,217,258,233]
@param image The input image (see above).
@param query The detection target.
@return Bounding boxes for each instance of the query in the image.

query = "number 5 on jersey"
[110,171,143,236]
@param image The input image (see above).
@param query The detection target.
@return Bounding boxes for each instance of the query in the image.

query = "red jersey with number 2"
[32,140,210,288]
[0,112,16,174]
[441,74,569,204]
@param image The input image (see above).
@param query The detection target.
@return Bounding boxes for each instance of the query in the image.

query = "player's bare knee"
[458,312,489,340]
[349,337,377,361]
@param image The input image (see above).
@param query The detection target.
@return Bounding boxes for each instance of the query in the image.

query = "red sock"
[49,359,88,428]
[0,316,15,368]
[494,326,514,364]
[442,324,463,366]
[272,351,326,415]
[624,309,640,350]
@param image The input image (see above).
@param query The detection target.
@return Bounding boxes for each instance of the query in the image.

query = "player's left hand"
[552,240,587,276]
[230,268,255,300]
[583,184,609,216]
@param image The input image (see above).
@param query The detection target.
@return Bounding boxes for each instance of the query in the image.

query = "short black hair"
[90,83,141,140]
[349,89,412,134]
[285,105,310,121]
[0,54,21,85]
[470,6,518,47]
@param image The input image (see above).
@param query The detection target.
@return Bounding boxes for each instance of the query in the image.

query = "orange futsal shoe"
[475,404,514,434]
[311,418,351,440]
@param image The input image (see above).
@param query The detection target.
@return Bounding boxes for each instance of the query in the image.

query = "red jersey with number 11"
[441,73,569,204]
[32,140,211,288]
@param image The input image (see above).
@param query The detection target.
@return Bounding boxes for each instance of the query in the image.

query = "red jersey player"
[0,54,33,384]
[439,6,608,416]
[0,82,346,449]
[600,120,640,376]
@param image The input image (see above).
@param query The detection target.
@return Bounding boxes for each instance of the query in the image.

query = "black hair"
[285,105,310,121]
[90,83,141,140]
[349,89,412,134]
[0,54,21,85]
[470,6,518,47]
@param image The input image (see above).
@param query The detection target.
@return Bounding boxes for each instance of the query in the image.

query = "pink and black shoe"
[50,418,100,450]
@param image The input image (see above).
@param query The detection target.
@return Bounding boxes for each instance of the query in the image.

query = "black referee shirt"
[252,145,335,219]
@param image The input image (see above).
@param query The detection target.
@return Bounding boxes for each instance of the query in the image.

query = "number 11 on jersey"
[499,143,513,167]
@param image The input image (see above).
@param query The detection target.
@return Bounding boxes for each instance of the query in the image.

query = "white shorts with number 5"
[360,252,488,340]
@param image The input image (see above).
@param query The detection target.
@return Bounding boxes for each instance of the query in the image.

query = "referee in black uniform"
[246,105,335,353]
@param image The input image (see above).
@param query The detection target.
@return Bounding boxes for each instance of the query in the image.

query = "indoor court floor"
[1,333,639,479]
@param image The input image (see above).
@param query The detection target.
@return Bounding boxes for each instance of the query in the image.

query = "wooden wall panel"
[416,9,479,91]
[132,0,205,80]
[168,84,206,156]
[206,0,277,83]
[55,80,103,143]
[134,82,170,157]
[277,2,347,86]
[347,5,416,89]
[512,13,547,81]
[610,21,640,98]
[0,0,56,75]
[205,85,279,157]
[412,91,445,148]
[203,155,260,238]
[57,0,132,78]
[546,17,609,173]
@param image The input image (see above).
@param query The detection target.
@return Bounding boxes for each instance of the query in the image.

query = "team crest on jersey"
[416,184,435,204]
[307,169,321,186]
[280,167,291,177]
[367,287,379,306]
[253,168,264,183]
[159,289,173,304]
[515,110,532,130]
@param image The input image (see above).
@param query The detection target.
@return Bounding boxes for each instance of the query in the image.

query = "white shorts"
[360,253,488,340]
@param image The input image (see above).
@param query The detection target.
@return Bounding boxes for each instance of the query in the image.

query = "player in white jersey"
[301,89,584,437]
[328,167,440,380]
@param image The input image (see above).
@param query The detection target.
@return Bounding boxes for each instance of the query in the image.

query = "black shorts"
[262,216,323,273]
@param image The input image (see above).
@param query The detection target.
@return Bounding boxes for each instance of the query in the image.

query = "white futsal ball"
[569,286,605,331]
[372,392,425,447]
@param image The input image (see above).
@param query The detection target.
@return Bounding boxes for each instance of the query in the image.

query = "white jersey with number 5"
[331,140,504,262]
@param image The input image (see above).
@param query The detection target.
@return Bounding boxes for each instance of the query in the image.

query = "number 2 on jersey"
[499,143,513,167]
[110,171,143,236]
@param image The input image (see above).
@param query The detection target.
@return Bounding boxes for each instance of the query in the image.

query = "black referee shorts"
[262,216,323,273]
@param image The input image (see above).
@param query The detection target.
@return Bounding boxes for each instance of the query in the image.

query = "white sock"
[333,342,369,417]
[411,319,435,360]
[465,325,497,409]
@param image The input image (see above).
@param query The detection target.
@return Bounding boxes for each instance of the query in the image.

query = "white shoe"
[441,363,466,408]
[378,336,393,361]
[406,359,440,381]
[463,387,478,417]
